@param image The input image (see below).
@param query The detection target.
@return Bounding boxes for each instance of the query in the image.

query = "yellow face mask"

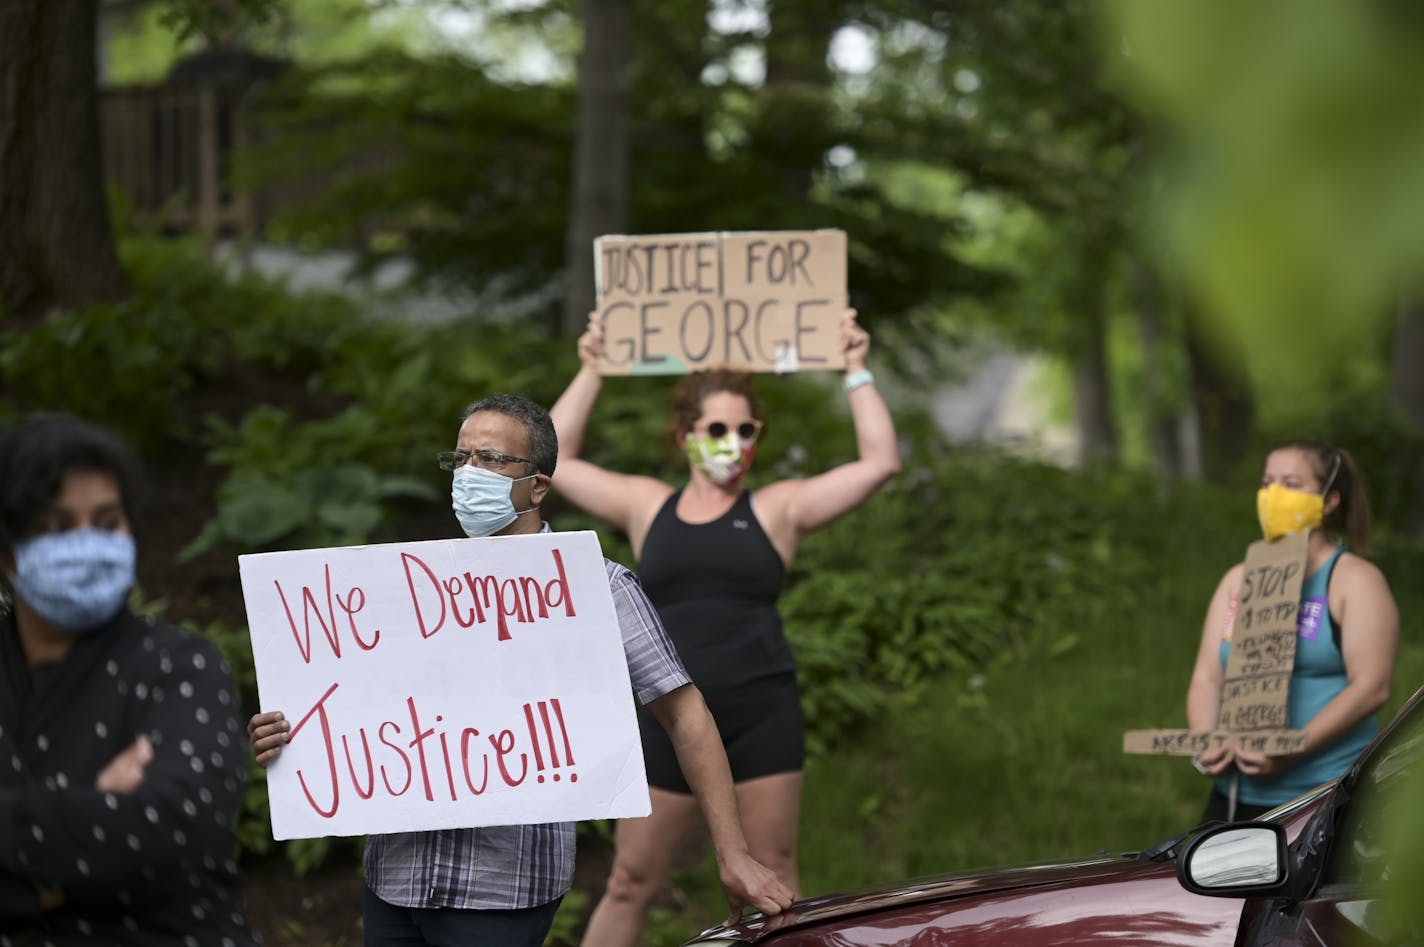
[1256,483,1324,540]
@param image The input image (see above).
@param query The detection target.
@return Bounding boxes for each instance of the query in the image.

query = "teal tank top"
[1216,546,1378,806]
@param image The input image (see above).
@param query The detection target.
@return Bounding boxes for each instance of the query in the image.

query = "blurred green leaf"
[218,477,308,546]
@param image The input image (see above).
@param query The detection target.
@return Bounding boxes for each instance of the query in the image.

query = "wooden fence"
[100,84,259,242]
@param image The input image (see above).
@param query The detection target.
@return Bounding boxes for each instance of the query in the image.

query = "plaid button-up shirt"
[364,552,691,910]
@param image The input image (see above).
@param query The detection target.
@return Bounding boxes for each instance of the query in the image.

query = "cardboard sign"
[239,531,651,840]
[593,229,847,374]
[1123,531,1310,757]
[1121,728,1309,756]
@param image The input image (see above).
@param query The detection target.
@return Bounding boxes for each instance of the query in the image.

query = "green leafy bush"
[180,406,439,558]
[779,448,1200,756]
[0,235,360,449]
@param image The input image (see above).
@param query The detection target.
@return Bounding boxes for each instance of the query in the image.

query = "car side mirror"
[1177,823,1290,897]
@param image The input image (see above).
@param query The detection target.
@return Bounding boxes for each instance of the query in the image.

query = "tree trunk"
[0,0,129,324]
[1073,304,1118,464]
[1129,255,1183,479]
[756,0,839,205]
[1066,239,1118,464]
[561,0,632,336]
[1390,295,1424,430]
[1183,307,1255,483]
[1386,295,1424,537]
[1175,399,1205,480]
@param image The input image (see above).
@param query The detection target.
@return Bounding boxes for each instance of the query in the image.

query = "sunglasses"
[701,419,763,441]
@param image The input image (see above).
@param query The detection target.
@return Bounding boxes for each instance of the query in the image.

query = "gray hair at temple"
[460,393,558,477]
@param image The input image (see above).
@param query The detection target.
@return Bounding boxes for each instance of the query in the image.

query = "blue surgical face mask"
[9,528,136,632]
[451,465,537,538]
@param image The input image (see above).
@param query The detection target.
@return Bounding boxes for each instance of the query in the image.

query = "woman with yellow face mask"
[1186,440,1400,822]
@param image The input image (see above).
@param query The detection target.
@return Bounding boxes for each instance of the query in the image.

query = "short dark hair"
[0,414,142,555]
[460,394,558,477]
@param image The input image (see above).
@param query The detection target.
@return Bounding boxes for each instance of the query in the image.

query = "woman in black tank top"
[551,308,901,946]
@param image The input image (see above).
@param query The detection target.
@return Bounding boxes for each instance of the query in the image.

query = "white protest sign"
[239,531,650,840]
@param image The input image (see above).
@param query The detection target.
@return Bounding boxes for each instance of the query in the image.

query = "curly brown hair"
[665,370,765,453]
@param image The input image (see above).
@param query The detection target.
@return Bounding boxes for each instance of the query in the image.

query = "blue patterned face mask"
[9,529,136,632]
[451,465,536,538]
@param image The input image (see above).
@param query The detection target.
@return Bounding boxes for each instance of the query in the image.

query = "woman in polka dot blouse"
[0,415,258,946]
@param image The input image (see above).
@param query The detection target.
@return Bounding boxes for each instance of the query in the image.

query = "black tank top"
[638,490,792,689]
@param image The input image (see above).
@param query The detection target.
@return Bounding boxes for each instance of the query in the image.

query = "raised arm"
[758,310,901,543]
[550,312,672,540]
[645,684,795,921]
[550,313,608,464]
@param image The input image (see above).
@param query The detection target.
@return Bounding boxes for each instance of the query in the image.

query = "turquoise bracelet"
[843,369,875,393]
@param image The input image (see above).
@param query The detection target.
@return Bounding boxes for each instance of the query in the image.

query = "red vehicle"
[682,684,1424,947]
[1178,683,1421,946]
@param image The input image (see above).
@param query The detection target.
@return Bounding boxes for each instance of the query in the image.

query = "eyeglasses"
[700,419,763,441]
[436,448,538,473]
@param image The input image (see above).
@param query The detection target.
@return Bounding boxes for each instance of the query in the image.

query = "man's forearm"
[651,686,749,857]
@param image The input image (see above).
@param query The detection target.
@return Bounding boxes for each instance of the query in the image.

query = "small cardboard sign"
[239,531,651,840]
[1121,729,1309,756]
[1123,531,1310,756]
[593,229,847,375]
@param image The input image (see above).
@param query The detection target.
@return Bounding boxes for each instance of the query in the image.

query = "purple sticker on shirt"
[1298,596,1327,641]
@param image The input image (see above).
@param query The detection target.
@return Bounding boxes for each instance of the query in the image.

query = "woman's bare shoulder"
[1332,550,1390,589]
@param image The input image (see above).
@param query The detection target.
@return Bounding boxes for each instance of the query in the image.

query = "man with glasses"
[248,393,793,946]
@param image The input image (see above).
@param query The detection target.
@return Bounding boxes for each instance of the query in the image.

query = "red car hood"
[688,854,1236,946]
[684,784,1332,947]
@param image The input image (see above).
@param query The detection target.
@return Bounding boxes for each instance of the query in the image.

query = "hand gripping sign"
[239,531,651,840]
[1123,530,1310,759]
[593,229,848,375]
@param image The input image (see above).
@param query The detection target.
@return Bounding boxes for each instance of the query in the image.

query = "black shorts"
[641,672,805,794]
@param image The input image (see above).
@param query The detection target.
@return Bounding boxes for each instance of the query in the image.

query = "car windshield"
[1137,780,1336,864]
[1319,699,1424,889]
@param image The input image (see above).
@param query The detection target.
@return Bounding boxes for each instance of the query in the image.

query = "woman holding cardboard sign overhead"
[1187,440,1398,822]
[551,307,899,946]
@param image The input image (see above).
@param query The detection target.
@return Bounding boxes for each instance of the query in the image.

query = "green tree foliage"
[246,48,576,311]
[158,0,285,44]
[843,1,1150,459]
[206,0,996,339]
[109,0,436,82]
[1111,0,1424,423]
